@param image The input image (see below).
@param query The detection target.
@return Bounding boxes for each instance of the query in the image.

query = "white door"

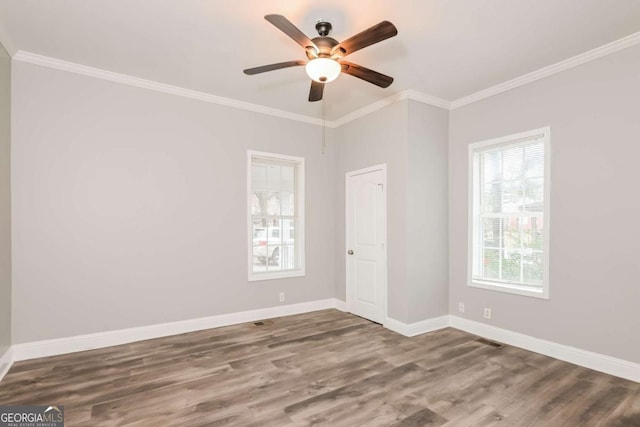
[346,165,387,324]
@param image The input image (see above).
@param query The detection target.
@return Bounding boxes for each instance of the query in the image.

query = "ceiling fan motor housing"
[308,36,339,58]
[306,20,341,59]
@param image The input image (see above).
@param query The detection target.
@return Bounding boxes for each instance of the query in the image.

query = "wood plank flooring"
[0,310,638,426]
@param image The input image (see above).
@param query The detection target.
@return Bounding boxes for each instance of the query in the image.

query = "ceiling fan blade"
[308,81,324,102]
[332,21,398,57]
[265,14,318,53]
[243,60,306,75]
[340,61,394,88]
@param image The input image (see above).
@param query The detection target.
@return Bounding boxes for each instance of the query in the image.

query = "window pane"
[252,222,268,269]
[251,193,262,216]
[522,216,544,250]
[503,146,524,180]
[502,250,522,282]
[252,222,267,241]
[282,218,296,243]
[502,217,521,249]
[252,191,281,216]
[252,164,267,190]
[280,245,296,270]
[501,180,523,213]
[524,178,543,212]
[265,164,282,191]
[525,142,544,178]
[482,181,502,213]
[253,227,266,240]
[268,222,282,247]
[252,246,267,270]
[482,217,501,248]
[523,251,544,284]
[281,191,295,216]
[256,163,295,192]
[266,245,282,270]
[483,248,500,280]
[482,151,502,184]
[281,220,296,271]
[281,165,295,191]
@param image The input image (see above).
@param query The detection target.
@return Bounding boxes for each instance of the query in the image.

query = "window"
[468,127,550,298]
[248,151,304,281]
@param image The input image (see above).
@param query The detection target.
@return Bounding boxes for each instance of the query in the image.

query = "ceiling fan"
[243,14,398,102]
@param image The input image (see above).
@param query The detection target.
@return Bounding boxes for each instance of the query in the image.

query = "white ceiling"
[1,0,639,120]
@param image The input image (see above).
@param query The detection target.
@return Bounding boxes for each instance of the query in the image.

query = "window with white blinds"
[247,151,305,281]
[469,127,550,299]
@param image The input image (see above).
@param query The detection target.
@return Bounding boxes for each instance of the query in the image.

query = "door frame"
[345,163,388,324]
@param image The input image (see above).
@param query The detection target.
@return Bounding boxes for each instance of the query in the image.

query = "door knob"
[348,250,354,255]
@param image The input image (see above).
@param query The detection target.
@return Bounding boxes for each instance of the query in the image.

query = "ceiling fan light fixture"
[244,15,398,101]
[305,58,341,83]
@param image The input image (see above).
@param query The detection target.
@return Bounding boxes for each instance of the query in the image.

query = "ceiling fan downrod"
[315,20,332,37]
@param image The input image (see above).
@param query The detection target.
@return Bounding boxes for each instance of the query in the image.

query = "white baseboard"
[0,347,13,383]
[5,304,637,384]
[384,315,450,337]
[12,298,344,362]
[333,299,347,312]
[382,314,638,382]
[449,315,640,383]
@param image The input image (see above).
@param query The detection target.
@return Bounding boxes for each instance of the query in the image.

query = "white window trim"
[467,127,551,299]
[247,150,305,282]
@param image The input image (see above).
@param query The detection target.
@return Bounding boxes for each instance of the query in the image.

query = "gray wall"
[9,42,638,367]
[334,100,449,324]
[11,61,336,343]
[449,45,640,363]
[0,42,10,360]
[406,101,449,323]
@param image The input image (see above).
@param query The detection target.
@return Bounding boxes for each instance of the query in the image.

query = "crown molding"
[328,91,408,128]
[12,51,449,129]
[405,89,451,110]
[328,90,450,128]
[12,31,640,126]
[450,31,640,109]
[12,51,326,127]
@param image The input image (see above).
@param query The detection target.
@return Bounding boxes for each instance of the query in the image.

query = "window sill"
[468,279,549,300]
[248,269,305,282]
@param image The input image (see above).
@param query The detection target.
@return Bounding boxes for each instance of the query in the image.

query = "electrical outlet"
[458,302,465,313]
[483,307,492,319]
[279,292,285,303]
